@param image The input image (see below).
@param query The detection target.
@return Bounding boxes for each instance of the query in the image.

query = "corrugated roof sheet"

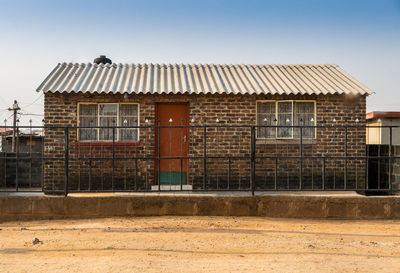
[36,63,371,96]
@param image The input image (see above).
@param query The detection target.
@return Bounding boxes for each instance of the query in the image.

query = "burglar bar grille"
[0,124,399,196]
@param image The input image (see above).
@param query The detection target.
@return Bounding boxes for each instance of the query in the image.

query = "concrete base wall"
[1,193,400,222]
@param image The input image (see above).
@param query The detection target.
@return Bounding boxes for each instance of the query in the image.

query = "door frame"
[154,102,190,185]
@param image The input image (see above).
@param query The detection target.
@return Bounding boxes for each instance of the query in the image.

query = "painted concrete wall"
[367,119,400,145]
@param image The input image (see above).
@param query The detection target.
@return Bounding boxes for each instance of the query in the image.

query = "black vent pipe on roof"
[94,55,112,65]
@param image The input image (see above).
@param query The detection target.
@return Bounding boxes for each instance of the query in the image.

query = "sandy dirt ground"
[0,217,400,273]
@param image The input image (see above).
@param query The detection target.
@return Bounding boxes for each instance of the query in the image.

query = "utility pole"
[8,100,20,152]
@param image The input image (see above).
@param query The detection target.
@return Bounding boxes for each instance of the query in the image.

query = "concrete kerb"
[1,193,400,222]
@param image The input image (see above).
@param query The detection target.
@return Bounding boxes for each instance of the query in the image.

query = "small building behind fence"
[33,56,376,194]
[366,112,400,191]
[366,112,400,145]
[0,131,43,189]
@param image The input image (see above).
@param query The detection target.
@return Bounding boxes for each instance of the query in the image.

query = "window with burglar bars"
[78,103,139,142]
[257,101,316,139]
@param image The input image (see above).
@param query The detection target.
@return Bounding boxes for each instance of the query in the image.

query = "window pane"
[119,116,137,127]
[79,116,97,141]
[100,116,117,126]
[80,116,98,126]
[119,104,138,117]
[257,102,276,138]
[98,104,118,141]
[119,104,139,141]
[257,113,276,138]
[278,101,292,113]
[99,129,115,141]
[278,102,293,137]
[119,117,138,141]
[79,104,97,116]
[296,102,314,114]
[278,114,292,137]
[294,102,315,138]
[80,115,97,141]
[119,129,138,141]
[79,129,98,141]
[257,101,275,114]
[99,104,117,115]
[79,105,98,141]
[99,117,117,140]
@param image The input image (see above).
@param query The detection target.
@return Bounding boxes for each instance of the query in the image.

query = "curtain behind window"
[79,104,98,141]
[99,104,118,141]
[257,102,276,138]
[119,104,138,141]
[294,102,315,138]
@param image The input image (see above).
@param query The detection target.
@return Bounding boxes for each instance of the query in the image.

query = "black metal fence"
[0,124,399,195]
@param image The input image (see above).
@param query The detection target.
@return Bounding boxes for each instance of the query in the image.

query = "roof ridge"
[58,62,339,67]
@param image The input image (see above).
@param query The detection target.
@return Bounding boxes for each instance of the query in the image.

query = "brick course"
[43,92,366,192]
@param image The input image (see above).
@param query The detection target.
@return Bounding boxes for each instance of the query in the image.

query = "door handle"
[183,135,187,142]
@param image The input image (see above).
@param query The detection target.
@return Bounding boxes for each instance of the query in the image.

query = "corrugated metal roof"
[36,63,371,96]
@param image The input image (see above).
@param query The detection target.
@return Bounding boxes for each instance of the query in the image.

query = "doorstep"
[151,185,193,191]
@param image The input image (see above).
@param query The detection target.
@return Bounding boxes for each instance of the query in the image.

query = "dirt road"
[1,217,400,272]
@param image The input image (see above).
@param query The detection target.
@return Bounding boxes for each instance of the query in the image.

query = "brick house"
[36,56,371,193]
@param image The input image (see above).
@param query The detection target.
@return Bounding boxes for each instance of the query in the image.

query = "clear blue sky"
[0,0,399,125]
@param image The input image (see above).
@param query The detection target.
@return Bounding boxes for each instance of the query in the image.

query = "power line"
[21,92,44,109]
[20,112,44,116]
[0,94,8,107]
[4,112,14,122]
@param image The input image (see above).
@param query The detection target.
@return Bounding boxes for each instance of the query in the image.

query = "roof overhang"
[366,111,400,120]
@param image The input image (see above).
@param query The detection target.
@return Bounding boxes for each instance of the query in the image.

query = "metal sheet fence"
[0,124,399,195]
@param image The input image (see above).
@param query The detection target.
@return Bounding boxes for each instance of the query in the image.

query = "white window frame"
[256,100,316,139]
[77,102,140,142]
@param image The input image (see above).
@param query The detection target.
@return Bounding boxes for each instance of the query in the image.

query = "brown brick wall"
[43,92,366,192]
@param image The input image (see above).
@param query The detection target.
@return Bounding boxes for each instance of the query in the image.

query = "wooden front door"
[155,103,189,185]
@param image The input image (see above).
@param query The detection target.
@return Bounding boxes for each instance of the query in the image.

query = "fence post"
[389,126,392,191]
[89,159,92,191]
[250,126,255,196]
[322,157,326,190]
[158,121,161,191]
[112,127,115,191]
[15,126,19,192]
[344,126,347,190]
[64,127,69,197]
[203,125,207,191]
[135,158,138,191]
[365,146,369,190]
[180,159,183,191]
[227,157,231,190]
[378,144,381,190]
[300,125,303,190]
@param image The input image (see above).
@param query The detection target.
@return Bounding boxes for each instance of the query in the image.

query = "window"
[257,101,315,139]
[78,103,139,142]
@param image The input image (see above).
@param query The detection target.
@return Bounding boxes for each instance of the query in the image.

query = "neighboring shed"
[1,134,43,153]
[366,112,400,190]
[366,112,400,145]
[0,133,43,189]
[36,57,371,193]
